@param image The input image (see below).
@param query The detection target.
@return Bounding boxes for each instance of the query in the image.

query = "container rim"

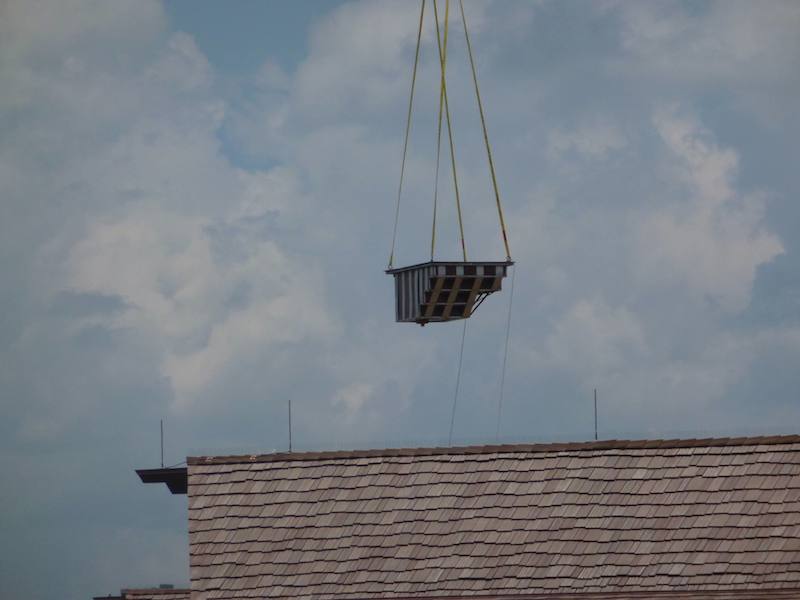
[386,259,514,275]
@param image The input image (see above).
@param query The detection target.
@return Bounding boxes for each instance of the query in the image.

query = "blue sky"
[1,1,799,598]
[165,1,345,75]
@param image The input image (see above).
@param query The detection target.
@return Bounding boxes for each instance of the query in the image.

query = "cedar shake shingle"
[187,436,800,600]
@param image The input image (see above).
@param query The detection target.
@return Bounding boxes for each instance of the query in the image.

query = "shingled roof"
[187,435,800,600]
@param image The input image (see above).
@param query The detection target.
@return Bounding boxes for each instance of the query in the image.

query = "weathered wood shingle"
[187,436,800,600]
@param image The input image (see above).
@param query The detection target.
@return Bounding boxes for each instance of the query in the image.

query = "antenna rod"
[160,419,164,468]
[593,389,598,441]
[288,398,293,453]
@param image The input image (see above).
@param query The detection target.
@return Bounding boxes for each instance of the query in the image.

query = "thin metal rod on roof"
[288,398,293,453]
[160,419,164,468]
[594,389,598,441]
[448,319,468,446]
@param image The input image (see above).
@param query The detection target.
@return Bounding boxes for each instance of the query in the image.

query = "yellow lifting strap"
[390,0,508,266]
[460,0,512,261]
[388,0,426,269]
[433,0,467,262]
[429,1,447,261]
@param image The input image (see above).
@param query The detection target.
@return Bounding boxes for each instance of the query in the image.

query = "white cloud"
[13,2,439,425]
[0,0,165,64]
[547,120,627,160]
[535,298,647,379]
[266,0,523,128]
[292,1,425,119]
[64,181,338,409]
[145,32,213,92]
[0,0,166,119]
[635,107,783,312]
[614,0,800,85]
[509,102,785,435]
[332,382,374,419]
[2,20,341,411]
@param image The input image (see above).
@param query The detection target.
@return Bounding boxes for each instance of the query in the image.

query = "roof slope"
[187,436,800,600]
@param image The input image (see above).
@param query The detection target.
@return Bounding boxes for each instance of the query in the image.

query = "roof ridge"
[187,433,800,466]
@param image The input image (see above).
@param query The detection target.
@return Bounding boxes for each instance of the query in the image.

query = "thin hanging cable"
[495,265,516,441]
[430,3,448,261]
[449,318,468,445]
[459,0,511,261]
[388,0,426,269]
[433,0,467,261]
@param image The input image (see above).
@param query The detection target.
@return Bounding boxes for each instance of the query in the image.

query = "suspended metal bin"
[385,2,514,325]
[387,260,513,325]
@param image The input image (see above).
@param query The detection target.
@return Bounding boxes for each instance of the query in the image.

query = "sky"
[1,0,799,598]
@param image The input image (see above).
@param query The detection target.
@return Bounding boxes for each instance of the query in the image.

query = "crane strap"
[433,0,467,261]
[388,0,426,269]
[460,0,511,260]
[392,0,508,266]
[430,1,447,261]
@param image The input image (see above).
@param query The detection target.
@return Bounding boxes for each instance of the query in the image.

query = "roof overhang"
[136,467,187,494]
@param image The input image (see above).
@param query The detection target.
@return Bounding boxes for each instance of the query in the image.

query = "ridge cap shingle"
[187,434,800,466]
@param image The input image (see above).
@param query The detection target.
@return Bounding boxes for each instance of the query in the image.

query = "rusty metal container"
[387,261,513,325]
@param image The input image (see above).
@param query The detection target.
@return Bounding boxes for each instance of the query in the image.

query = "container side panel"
[396,274,401,321]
